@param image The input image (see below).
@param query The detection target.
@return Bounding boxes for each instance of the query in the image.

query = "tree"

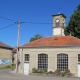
[64,4,80,38]
[30,34,43,42]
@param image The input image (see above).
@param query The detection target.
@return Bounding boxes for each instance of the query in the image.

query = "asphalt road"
[0,69,80,80]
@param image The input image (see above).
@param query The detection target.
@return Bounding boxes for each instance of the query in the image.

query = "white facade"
[53,27,65,36]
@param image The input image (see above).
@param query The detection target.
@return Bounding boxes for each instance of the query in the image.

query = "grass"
[0,66,11,70]
[0,64,16,70]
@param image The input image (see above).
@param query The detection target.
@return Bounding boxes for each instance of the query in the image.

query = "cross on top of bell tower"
[58,8,61,14]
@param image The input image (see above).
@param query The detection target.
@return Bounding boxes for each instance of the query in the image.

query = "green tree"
[64,4,80,38]
[30,34,43,42]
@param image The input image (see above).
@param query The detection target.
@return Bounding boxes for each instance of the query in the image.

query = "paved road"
[0,69,80,80]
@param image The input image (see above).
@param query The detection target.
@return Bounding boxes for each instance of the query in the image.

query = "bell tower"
[52,13,66,36]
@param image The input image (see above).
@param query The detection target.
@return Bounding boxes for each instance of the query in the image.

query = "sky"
[0,0,80,47]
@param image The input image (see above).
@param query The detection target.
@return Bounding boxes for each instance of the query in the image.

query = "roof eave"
[52,13,66,18]
[0,46,13,49]
[19,45,80,48]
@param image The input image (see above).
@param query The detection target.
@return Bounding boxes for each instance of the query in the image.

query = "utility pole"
[15,21,21,73]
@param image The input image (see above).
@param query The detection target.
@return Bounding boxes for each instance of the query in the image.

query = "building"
[0,41,13,65]
[19,13,80,77]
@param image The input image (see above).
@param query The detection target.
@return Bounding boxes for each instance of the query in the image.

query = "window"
[56,19,60,27]
[62,23,64,27]
[62,19,65,27]
[24,54,29,62]
[78,54,80,62]
[57,54,68,71]
[38,54,48,70]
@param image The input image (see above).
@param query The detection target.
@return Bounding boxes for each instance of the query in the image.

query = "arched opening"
[38,54,48,70]
[62,19,65,27]
[57,54,68,71]
[56,19,60,27]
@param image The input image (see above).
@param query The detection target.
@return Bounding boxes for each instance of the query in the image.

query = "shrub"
[44,68,47,73]
[67,72,72,77]
[11,64,16,70]
[55,69,61,73]
[47,71,54,74]
[61,72,66,77]
[54,69,61,76]
[65,69,70,73]
[5,65,12,68]
[32,68,38,73]
[38,70,44,73]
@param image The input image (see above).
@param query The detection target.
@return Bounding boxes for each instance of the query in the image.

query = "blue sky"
[0,0,80,47]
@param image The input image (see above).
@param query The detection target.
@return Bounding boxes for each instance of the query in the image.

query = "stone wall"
[19,46,80,77]
[0,47,12,65]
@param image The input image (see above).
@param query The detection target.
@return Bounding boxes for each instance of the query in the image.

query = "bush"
[44,68,47,73]
[61,72,66,77]
[31,68,73,77]
[47,71,54,74]
[65,69,70,73]
[66,72,72,77]
[54,69,61,76]
[5,65,12,68]
[32,68,38,73]
[11,64,16,70]
[38,70,44,73]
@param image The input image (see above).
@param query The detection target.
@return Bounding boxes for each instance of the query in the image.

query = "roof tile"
[22,36,80,47]
[0,42,12,48]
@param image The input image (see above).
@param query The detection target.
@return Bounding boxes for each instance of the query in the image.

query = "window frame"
[78,54,80,62]
[62,19,65,27]
[38,54,48,71]
[24,54,29,63]
[57,53,68,71]
[56,19,60,27]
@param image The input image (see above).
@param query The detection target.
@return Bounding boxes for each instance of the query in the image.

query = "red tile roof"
[0,42,12,48]
[22,36,80,47]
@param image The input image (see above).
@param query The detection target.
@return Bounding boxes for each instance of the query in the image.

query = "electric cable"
[0,16,16,22]
[0,23,15,30]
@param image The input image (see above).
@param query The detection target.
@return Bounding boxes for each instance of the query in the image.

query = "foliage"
[61,72,66,77]
[30,34,43,42]
[47,71,54,74]
[11,64,16,70]
[54,69,61,76]
[0,65,12,70]
[66,72,73,77]
[31,68,73,77]
[5,65,12,68]
[65,69,72,77]
[65,68,70,73]
[64,4,80,38]
[38,70,44,73]
[32,68,47,73]
[61,69,72,77]
[44,68,48,73]
[32,68,38,73]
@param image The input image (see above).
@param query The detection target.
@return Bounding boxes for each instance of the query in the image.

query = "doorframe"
[78,63,80,77]
[23,54,30,74]
[24,62,29,74]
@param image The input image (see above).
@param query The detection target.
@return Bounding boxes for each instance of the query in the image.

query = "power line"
[23,22,52,24]
[0,15,69,24]
[0,23,15,30]
[0,16,16,22]
[21,22,69,25]
[0,15,69,25]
